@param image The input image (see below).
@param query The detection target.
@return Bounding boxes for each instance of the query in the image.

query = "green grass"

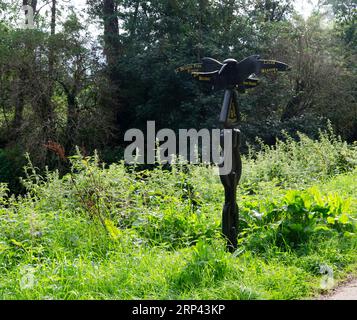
[0,130,356,300]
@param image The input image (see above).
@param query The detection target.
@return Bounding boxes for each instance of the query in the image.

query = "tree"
[55,12,106,153]
[250,0,293,22]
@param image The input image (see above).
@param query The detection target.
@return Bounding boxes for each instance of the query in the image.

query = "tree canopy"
[0,0,356,192]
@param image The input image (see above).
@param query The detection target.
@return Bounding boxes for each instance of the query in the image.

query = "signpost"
[177,55,291,252]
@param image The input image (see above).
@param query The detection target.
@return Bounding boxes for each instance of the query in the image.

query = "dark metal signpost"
[177,55,290,252]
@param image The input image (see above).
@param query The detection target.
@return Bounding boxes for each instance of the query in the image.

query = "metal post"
[175,56,290,252]
[219,88,242,252]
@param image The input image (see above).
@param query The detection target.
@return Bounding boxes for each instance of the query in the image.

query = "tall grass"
[0,128,356,300]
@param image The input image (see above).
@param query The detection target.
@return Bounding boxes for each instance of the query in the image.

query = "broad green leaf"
[338,214,349,224]
[327,217,335,224]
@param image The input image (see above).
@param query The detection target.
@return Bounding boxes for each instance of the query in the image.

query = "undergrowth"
[0,128,356,300]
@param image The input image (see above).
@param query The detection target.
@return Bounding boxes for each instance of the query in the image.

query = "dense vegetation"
[0,0,356,192]
[0,130,356,299]
[0,0,356,300]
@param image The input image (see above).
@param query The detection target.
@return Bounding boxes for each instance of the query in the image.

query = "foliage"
[240,187,355,251]
[0,1,356,194]
[242,124,357,189]
[0,133,356,299]
[0,0,356,300]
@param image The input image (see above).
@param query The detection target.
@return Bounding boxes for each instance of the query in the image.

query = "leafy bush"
[240,188,355,251]
[242,124,357,190]
[0,132,356,299]
[18,149,220,249]
[15,131,357,253]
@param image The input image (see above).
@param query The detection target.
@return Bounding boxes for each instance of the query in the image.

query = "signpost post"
[177,55,291,252]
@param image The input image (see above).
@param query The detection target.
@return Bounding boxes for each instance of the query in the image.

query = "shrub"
[242,124,357,190]
[240,188,355,251]
[18,149,221,248]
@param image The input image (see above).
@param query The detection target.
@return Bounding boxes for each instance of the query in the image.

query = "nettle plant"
[242,126,357,189]
[0,183,9,205]
[240,187,355,251]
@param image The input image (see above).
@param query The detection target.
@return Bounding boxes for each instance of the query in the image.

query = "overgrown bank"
[0,130,356,300]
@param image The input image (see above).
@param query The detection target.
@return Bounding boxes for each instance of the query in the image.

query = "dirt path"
[319,279,357,300]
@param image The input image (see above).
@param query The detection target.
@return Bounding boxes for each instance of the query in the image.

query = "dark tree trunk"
[281,78,305,121]
[12,0,30,133]
[65,91,79,153]
[13,80,25,133]
[31,0,38,13]
[103,0,125,141]
[12,0,38,135]
[39,0,56,145]
[103,0,120,71]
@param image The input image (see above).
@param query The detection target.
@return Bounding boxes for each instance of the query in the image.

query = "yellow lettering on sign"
[262,60,276,65]
[261,68,278,73]
[199,76,211,81]
[244,81,258,86]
